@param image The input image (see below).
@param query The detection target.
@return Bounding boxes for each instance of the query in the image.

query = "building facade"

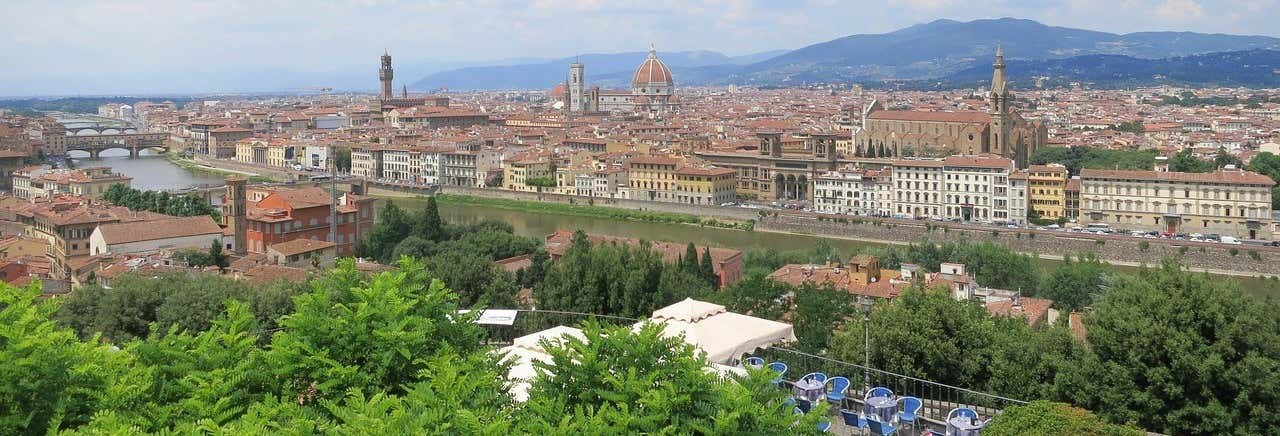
[1027,164,1068,220]
[1079,169,1274,239]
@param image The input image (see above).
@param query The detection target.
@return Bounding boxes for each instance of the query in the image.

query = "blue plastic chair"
[826,376,851,404]
[801,372,829,384]
[866,386,893,400]
[817,418,832,433]
[897,396,922,432]
[744,356,764,369]
[868,418,897,435]
[840,409,868,433]
[769,362,788,385]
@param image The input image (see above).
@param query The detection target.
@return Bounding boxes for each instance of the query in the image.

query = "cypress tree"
[700,247,718,288]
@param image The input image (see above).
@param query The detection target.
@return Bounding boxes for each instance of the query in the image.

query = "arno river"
[69,149,226,190]
[80,153,1280,298]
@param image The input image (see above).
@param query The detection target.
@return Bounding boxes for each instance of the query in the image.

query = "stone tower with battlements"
[379,50,394,100]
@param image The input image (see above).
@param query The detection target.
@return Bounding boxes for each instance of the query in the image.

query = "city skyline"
[4,0,1279,96]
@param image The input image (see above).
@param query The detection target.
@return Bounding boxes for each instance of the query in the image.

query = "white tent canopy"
[497,325,585,402]
[641,298,797,364]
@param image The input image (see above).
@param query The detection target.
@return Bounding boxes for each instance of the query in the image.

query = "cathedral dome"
[632,45,674,88]
[548,83,568,101]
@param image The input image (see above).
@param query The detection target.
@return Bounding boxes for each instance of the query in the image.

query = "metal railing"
[755,346,1026,426]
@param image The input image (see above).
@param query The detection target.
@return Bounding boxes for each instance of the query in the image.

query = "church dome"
[632,45,674,88]
[548,83,568,101]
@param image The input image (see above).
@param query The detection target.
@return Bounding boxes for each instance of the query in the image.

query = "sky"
[3,0,1277,96]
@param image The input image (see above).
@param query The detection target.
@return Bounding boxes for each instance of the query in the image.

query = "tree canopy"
[1,259,828,435]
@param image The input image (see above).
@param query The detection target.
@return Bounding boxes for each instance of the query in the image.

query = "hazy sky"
[3,0,1277,96]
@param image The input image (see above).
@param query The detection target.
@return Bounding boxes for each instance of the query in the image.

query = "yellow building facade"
[1027,163,1068,219]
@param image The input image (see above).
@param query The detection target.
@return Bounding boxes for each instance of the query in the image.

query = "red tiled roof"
[1080,169,1275,186]
[869,110,990,124]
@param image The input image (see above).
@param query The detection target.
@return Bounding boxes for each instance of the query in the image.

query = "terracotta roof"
[241,264,310,286]
[985,296,1054,326]
[96,216,222,246]
[1080,169,1275,186]
[676,167,736,176]
[267,238,335,257]
[495,254,532,273]
[630,155,681,166]
[943,155,1014,169]
[868,110,990,124]
[632,48,674,86]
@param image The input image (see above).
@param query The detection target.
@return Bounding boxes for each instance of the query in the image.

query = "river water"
[69,149,226,190]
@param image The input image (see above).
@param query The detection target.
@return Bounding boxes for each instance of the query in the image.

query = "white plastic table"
[865,396,897,424]
[792,379,824,403]
[947,416,984,436]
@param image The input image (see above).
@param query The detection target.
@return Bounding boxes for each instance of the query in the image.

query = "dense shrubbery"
[101,183,219,219]
[984,401,1141,436]
[3,259,827,434]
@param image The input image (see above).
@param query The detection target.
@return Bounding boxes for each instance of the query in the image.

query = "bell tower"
[379,49,394,100]
[988,45,1011,157]
[568,59,585,113]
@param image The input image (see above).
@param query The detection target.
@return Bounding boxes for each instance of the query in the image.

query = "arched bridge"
[45,132,170,158]
[63,125,139,135]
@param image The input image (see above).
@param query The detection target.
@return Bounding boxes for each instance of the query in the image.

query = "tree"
[334,147,352,173]
[1067,259,1280,434]
[1169,148,1214,173]
[356,201,412,262]
[0,283,146,434]
[699,246,718,288]
[209,239,229,271]
[519,321,827,434]
[424,250,520,308]
[682,242,700,275]
[984,401,1141,436]
[792,283,855,353]
[416,196,444,241]
[1037,253,1109,312]
[1213,146,1242,169]
[703,271,789,320]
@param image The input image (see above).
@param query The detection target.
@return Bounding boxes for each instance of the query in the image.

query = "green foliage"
[901,239,1039,291]
[1248,250,1261,261]
[3,258,815,435]
[520,321,827,434]
[1112,120,1145,134]
[1068,260,1280,434]
[1245,152,1280,209]
[792,283,855,352]
[362,199,541,264]
[1030,146,1157,175]
[356,201,412,262]
[101,183,220,219]
[702,271,789,320]
[984,401,1141,436]
[1037,254,1110,312]
[54,271,301,342]
[333,147,352,173]
[416,196,444,242]
[1137,241,1149,251]
[538,231,710,318]
[0,283,146,435]
[1169,148,1216,173]
[830,286,1087,402]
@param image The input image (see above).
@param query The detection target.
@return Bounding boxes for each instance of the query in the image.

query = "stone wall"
[437,185,760,222]
[758,214,1280,276]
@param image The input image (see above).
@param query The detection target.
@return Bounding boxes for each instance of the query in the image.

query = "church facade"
[856,47,1045,168]
[549,46,680,115]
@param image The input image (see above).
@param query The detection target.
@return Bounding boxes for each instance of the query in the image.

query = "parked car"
[1220,236,1242,245]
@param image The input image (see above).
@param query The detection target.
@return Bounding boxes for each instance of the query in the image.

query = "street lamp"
[862,296,873,390]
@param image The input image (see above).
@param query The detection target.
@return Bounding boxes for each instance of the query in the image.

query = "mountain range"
[411,18,1280,90]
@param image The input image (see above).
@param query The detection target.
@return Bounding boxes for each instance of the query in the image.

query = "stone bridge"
[45,132,170,158]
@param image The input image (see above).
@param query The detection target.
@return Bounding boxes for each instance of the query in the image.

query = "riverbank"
[378,185,1280,280]
[374,194,1280,298]
[163,152,275,183]
[432,193,755,231]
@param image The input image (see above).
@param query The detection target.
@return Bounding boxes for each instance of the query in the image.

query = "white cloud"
[1155,0,1206,20]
